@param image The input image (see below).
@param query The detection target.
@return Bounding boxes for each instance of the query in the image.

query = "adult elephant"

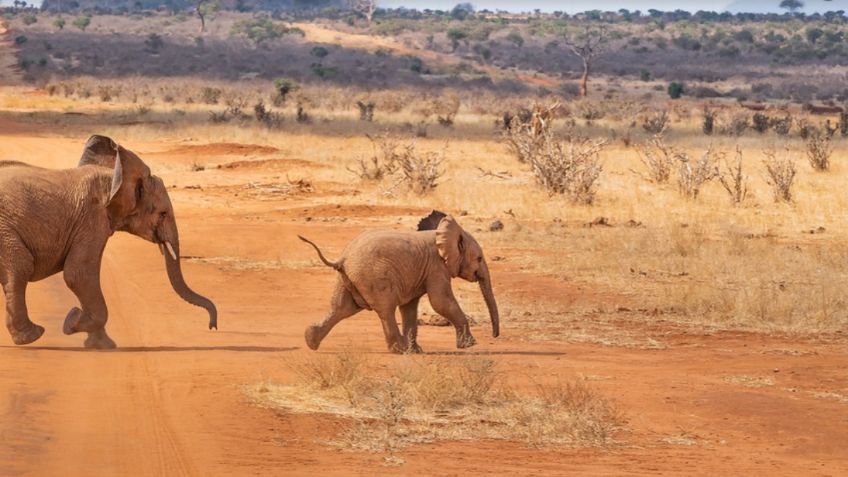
[299,210,499,354]
[0,135,217,348]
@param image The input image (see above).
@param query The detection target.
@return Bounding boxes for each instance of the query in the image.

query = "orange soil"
[0,121,846,476]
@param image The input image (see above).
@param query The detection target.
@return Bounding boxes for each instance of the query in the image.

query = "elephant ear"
[435,215,464,278]
[79,135,119,168]
[80,135,151,218]
[417,210,447,231]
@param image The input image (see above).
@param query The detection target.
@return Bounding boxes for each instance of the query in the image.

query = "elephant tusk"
[158,243,165,256]
[165,241,178,261]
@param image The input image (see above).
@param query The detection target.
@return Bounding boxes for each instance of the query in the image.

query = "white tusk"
[165,241,178,261]
[158,243,165,256]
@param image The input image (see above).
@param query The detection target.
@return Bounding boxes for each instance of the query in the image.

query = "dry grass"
[248,352,625,453]
[723,375,775,388]
[4,83,848,343]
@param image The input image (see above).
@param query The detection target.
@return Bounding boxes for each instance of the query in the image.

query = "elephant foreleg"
[400,298,423,354]
[3,275,45,346]
[427,287,476,349]
[305,278,362,350]
[62,262,115,350]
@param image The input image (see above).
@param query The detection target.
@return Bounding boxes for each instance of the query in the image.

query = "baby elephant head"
[419,211,500,338]
[79,135,217,330]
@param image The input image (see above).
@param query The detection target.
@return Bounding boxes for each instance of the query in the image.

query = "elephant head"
[419,211,500,338]
[79,135,218,330]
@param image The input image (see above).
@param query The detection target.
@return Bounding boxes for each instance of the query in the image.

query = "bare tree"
[348,0,377,25]
[562,25,609,97]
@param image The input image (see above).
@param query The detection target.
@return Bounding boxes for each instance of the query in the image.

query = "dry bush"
[253,100,283,128]
[249,354,624,453]
[635,135,675,183]
[433,95,460,127]
[349,132,402,181]
[702,107,717,135]
[769,115,792,136]
[762,148,797,202]
[751,112,769,134]
[574,100,605,125]
[805,130,834,171]
[350,133,444,195]
[356,100,375,121]
[717,146,749,205]
[397,145,445,195]
[641,109,669,135]
[503,117,546,164]
[676,146,718,199]
[530,132,606,204]
[720,112,749,136]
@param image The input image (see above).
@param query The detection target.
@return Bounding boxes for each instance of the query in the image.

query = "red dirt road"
[1,124,847,476]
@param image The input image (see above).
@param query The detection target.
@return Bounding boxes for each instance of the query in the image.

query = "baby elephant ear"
[417,210,447,231]
[435,215,464,278]
[79,135,119,168]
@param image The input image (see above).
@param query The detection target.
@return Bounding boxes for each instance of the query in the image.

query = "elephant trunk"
[159,220,218,330]
[477,259,500,338]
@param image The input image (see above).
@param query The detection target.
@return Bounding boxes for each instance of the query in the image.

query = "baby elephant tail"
[298,235,342,271]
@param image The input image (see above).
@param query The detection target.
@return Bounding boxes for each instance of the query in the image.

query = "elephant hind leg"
[376,307,407,354]
[306,278,362,351]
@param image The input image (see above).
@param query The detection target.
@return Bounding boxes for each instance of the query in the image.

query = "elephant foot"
[404,341,424,354]
[456,332,477,349]
[305,325,322,351]
[84,330,116,350]
[388,337,409,354]
[10,322,45,345]
[63,307,84,335]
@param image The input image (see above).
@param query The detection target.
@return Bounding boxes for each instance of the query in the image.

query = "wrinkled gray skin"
[299,211,499,354]
[0,135,217,349]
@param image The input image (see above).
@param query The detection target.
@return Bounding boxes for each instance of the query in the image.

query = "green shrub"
[53,17,65,30]
[14,35,27,45]
[73,16,91,32]
[447,28,468,52]
[506,30,524,47]
[21,14,37,26]
[668,82,685,99]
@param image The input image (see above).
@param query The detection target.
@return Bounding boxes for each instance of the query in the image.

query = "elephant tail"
[298,235,342,271]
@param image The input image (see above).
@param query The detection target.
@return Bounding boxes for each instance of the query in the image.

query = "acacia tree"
[196,0,220,33]
[348,0,376,25]
[779,0,804,13]
[563,25,610,98]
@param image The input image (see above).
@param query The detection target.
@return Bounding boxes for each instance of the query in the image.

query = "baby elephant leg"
[62,265,115,349]
[400,298,423,354]
[376,307,407,354]
[3,278,44,346]
[305,279,362,350]
[428,292,476,349]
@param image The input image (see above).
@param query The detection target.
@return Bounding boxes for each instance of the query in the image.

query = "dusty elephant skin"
[0,135,217,349]
[299,210,499,354]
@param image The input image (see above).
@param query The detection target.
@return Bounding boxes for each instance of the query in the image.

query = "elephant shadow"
[3,345,298,353]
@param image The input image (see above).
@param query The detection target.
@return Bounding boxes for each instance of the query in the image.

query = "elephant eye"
[478,256,483,263]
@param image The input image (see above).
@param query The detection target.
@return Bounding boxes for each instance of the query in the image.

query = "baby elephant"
[299,210,499,353]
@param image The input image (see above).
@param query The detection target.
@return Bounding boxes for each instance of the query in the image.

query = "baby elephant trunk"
[159,222,218,330]
[477,259,500,338]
